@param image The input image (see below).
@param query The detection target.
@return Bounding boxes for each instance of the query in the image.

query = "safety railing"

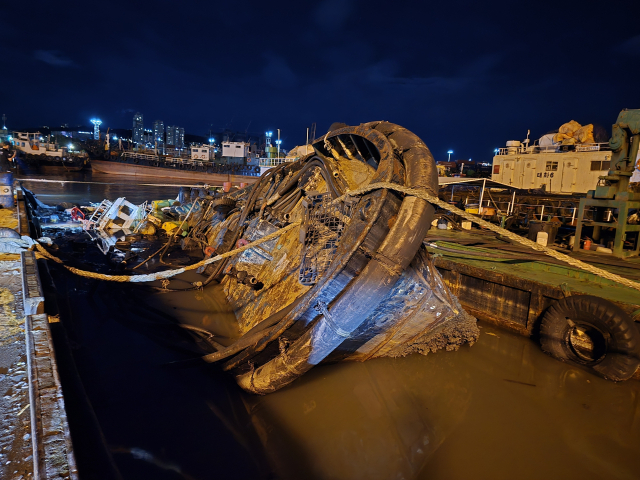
[456,199,621,225]
[123,151,159,161]
[496,143,610,156]
[258,157,299,167]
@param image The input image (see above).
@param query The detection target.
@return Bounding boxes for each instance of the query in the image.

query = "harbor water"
[20,172,640,480]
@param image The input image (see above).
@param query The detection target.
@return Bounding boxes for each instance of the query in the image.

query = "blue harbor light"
[447,150,453,161]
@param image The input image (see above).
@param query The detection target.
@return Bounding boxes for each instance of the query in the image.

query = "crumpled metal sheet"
[345,248,462,360]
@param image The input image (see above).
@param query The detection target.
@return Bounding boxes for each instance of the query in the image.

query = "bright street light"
[447,150,453,161]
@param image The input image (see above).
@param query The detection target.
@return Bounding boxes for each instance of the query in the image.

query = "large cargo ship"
[90,140,304,186]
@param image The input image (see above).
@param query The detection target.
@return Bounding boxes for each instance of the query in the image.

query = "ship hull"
[15,155,87,174]
[91,159,260,186]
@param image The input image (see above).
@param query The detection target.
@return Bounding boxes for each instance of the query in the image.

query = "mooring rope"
[31,181,640,292]
[345,182,640,293]
[34,222,300,283]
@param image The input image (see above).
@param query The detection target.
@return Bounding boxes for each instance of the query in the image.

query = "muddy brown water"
[20,172,640,480]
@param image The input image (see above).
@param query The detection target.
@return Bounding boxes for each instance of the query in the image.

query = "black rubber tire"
[211,197,237,209]
[540,295,640,381]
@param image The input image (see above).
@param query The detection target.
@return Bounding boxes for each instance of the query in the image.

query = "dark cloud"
[1,0,639,160]
[617,35,640,56]
[313,0,354,30]
[33,50,76,67]
[262,53,299,88]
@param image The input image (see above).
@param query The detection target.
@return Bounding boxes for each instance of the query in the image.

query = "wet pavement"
[0,260,33,480]
[23,171,640,479]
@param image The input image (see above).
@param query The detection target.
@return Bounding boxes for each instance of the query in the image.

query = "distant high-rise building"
[153,120,165,146]
[166,125,185,148]
[177,127,185,149]
[143,128,154,144]
[133,113,144,144]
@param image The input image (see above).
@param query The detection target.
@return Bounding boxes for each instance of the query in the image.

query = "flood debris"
[27,122,481,394]
[84,197,153,254]
[170,121,480,394]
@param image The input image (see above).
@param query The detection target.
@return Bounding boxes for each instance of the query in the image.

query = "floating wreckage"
[185,122,479,393]
[27,121,480,394]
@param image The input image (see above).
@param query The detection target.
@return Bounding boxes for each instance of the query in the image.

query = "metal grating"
[298,193,355,286]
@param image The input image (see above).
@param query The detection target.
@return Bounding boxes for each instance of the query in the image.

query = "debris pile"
[27,122,481,395]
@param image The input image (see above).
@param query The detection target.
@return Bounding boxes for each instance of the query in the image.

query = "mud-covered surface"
[0,261,33,480]
[392,309,479,357]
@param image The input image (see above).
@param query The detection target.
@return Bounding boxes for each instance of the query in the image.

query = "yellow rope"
[34,222,300,283]
[345,182,640,293]
[31,180,640,292]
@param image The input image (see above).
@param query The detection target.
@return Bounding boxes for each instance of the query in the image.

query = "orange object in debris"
[223,182,232,192]
[239,183,248,188]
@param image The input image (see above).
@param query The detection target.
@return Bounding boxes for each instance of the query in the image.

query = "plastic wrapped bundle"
[574,124,595,143]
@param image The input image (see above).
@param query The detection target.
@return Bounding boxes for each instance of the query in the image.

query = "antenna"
[309,123,316,143]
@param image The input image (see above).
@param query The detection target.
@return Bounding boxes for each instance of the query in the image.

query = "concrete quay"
[0,192,77,480]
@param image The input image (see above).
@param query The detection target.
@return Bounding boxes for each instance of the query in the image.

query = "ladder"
[87,199,113,229]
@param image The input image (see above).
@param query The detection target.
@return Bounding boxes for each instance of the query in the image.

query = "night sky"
[2,0,639,161]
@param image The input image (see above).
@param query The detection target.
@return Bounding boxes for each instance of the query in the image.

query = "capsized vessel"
[190,121,478,393]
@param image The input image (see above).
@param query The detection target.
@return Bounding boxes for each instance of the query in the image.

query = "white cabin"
[190,145,214,161]
[491,141,612,194]
[222,142,249,158]
[11,131,67,157]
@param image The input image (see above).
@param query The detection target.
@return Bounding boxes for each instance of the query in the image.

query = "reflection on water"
[18,171,185,205]
[31,172,640,480]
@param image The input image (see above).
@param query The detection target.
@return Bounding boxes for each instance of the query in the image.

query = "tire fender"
[540,295,640,381]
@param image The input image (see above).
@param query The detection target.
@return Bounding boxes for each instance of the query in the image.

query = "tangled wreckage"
[183,122,479,393]
[31,121,480,394]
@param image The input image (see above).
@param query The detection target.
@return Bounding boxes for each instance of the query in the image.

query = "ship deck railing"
[258,157,299,167]
[496,142,611,156]
[123,151,160,161]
